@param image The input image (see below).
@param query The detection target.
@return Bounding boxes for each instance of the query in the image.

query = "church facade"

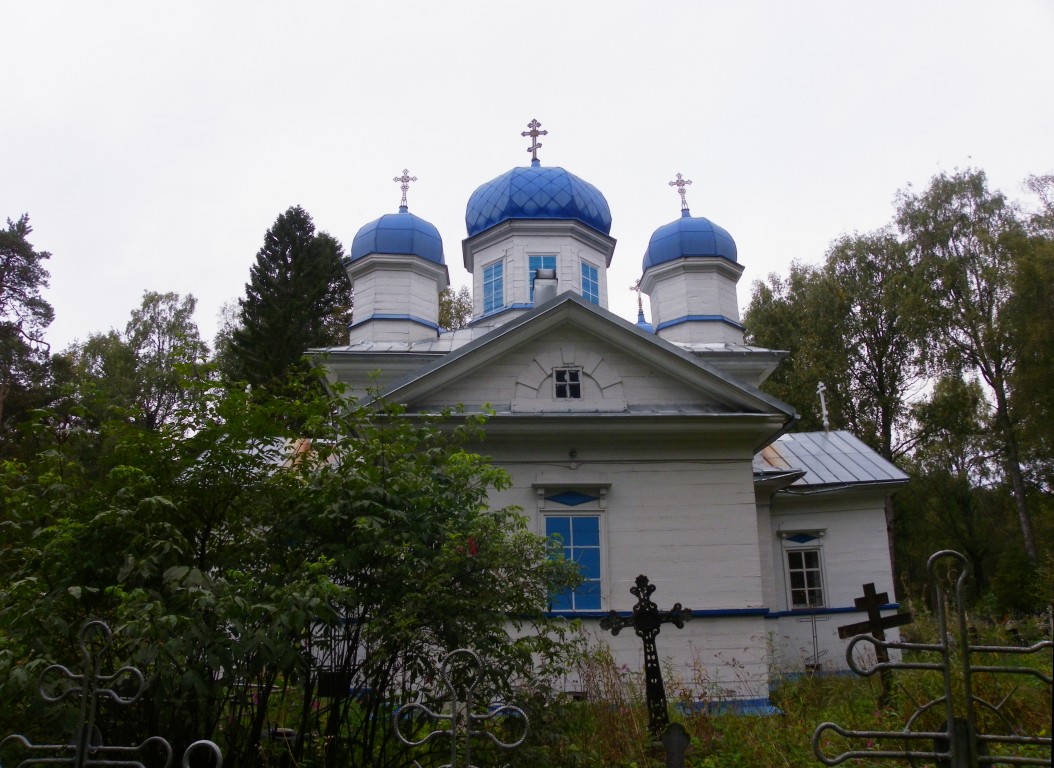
[315,124,907,705]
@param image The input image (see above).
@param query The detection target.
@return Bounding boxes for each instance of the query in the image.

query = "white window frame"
[780,530,827,610]
[580,260,600,304]
[482,259,505,314]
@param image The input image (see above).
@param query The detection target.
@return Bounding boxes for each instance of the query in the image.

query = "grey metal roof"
[756,430,908,488]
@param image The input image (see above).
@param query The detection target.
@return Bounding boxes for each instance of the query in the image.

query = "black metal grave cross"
[815,551,1052,768]
[837,582,914,704]
[521,119,547,162]
[601,574,692,737]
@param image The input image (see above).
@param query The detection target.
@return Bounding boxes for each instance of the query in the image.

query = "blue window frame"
[581,261,600,305]
[483,261,504,314]
[529,255,557,303]
[546,515,601,610]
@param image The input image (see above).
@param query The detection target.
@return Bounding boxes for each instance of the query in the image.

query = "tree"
[63,292,209,432]
[0,372,578,766]
[439,285,472,330]
[0,214,54,437]
[821,230,929,461]
[226,206,352,389]
[896,169,1039,561]
[743,262,841,431]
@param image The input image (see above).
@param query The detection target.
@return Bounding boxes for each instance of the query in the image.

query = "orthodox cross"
[837,582,914,705]
[0,620,222,768]
[668,173,692,210]
[601,574,692,737]
[393,169,417,209]
[630,279,646,320]
[816,552,1052,767]
[817,381,830,431]
[521,119,547,162]
[393,648,528,768]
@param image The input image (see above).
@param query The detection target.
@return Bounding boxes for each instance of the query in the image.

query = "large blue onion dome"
[642,208,737,271]
[465,161,613,237]
[350,206,445,264]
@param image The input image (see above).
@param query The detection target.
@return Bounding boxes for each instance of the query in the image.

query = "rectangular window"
[483,261,504,314]
[529,255,557,303]
[546,515,601,611]
[786,549,825,608]
[581,261,600,305]
[554,368,581,399]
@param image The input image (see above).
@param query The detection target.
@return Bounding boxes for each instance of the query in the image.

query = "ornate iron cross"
[0,620,222,768]
[393,648,528,768]
[521,119,547,162]
[393,169,417,209]
[601,574,692,737]
[668,173,693,210]
[815,551,1052,767]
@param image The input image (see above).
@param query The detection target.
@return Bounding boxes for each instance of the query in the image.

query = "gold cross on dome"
[668,172,693,210]
[521,119,548,161]
[393,169,417,208]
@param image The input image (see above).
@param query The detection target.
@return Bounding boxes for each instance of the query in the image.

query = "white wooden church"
[315,123,907,707]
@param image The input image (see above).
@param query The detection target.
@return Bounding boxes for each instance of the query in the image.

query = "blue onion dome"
[350,205,445,264]
[642,208,738,271]
[465,160,613,237]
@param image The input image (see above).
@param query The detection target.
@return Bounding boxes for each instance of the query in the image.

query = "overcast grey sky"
[4,1,1052,353]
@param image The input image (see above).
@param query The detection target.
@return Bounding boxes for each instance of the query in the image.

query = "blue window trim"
[529,255,557,303]
[581,261,599,305]
[483,260,504,314]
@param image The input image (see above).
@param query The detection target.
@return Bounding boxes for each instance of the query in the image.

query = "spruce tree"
[228,206,351,389]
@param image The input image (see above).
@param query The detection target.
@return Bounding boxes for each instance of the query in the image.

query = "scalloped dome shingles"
[465,165,612,237]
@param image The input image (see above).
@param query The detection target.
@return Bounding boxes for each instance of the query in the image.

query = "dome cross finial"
[668,172,693,211]
[393,169,418,210]
[521,119,548,163]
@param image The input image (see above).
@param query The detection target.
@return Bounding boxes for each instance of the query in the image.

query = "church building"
[315,122,907,706]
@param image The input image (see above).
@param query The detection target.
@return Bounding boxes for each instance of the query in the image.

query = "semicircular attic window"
[512,346,627,413]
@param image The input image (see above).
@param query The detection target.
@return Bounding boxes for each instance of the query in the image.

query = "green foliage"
[0,214,55,452]
[225,206,352,390]
[439,285,473,330]
[0,371,579,767]
[746,166,1053,592]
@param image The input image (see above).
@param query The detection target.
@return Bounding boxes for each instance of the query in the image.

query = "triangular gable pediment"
[378,293,795,423]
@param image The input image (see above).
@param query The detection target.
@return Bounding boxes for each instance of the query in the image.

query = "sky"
[4,1,1053,354]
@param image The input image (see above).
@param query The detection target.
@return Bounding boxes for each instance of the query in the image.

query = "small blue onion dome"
[642,209,738,271]
[465,161,612,237]
[350,206,445,264]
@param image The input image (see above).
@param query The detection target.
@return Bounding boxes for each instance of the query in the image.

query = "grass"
[502,617,1052,768]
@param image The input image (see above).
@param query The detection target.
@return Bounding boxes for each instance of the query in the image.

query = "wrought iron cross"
[521,119,547,162]
[815,552,1052,767]
[0,620,222,768]
[601,574,692,737]
[668,173,693,210]
[393,648,528,768]
[393,169,417,209]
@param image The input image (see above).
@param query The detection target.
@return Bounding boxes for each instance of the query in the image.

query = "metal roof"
[756,430,908,488]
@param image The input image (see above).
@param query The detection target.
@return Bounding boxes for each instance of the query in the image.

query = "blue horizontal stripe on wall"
[547,607,770,620]
[546,604,900,620]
